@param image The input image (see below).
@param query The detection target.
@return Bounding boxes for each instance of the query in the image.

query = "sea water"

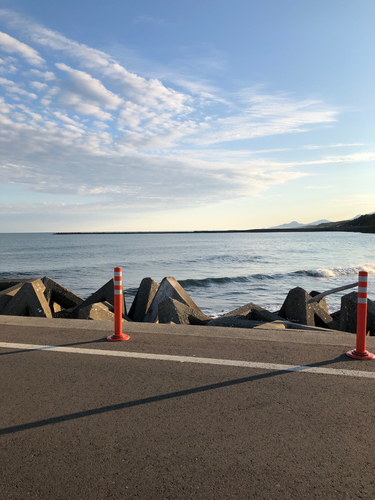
[0,231,374,316]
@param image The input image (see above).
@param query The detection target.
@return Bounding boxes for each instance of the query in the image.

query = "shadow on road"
[0,353,351,436]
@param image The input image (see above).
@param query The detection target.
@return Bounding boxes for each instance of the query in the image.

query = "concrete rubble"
[0,276,373,335]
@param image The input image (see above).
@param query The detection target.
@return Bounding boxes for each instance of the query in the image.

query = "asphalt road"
[1,317,375,500]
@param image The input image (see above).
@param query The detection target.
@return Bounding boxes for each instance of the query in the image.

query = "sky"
[0,0,374,232]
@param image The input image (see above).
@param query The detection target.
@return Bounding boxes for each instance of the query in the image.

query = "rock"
[1,280,52,318]
[339,292,375,335]
[279,287,336,329]
[158,296,210,325]
[42,276,84,311]
[143,277,201,323]
[70,279,126,319]
[128,277,159,322]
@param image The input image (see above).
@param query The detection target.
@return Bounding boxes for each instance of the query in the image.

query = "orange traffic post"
[107,267,130,342]
[346,271,374,359]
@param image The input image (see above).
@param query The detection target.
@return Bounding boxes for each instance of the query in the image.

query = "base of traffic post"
[107,332,130,341]
[346,349,375,360]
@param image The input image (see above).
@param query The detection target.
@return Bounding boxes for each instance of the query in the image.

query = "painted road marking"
[1,342,374,379]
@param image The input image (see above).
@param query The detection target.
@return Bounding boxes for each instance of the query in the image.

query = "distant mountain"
[264,211,375,233]
[271,219,330,229]
[316,212,375,229]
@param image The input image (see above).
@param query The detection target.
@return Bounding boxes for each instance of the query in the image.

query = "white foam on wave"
[313,263,375,278]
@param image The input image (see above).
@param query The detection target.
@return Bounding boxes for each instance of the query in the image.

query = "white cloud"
[55,63,123,109]
[191,92,338,145]
[0,30,45,66]
[28,69,56,80]
[57,90,114,120]
[93,120,109,129]
[0,96,11,113]
[53,111,83,126]
[30,80,48,91]
[0,76,37,99]
[297,152,375,166]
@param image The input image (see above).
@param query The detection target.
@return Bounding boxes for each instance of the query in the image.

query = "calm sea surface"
[0,232,374,316]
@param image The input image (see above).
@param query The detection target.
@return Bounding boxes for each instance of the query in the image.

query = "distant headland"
[54,212,375,235]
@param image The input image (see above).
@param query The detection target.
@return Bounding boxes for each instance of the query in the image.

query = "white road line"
[1,342,375,379]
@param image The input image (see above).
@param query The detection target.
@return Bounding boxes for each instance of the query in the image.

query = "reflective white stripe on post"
[358,275,368,282]
[358,286,368,294]
[114,272,122,277]
[358,297,367,304]
[114,289,122,295]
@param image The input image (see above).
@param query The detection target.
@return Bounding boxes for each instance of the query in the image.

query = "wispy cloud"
[133,15,165,25]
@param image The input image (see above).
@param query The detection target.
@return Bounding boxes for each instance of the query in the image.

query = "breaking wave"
[294,263,375,278]
[177,263,375,290]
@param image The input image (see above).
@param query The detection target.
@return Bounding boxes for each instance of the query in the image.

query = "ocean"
[1,231,374,316]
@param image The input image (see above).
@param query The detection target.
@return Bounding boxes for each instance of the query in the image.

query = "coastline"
[54,226,375,235]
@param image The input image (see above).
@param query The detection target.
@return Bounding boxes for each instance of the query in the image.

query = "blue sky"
[0,0,374,232]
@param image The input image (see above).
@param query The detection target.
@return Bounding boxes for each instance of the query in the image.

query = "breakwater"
[1,275,374,336]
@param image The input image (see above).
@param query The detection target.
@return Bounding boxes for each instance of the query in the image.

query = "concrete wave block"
[1,279,52,318]
[42,276,84,311]
[0,282,25,312]
[77,301,132,322]
[279,287,336,329]
[220,302,284,322]
[309,291,330,314]
[0,279,37,293]
[143,277,201,323]
[253,320,287,330]
[70,278,126,318]
[340,292,375,335]
[249,307,285,323]
[53,307,76,319]
[206,316,262,328]
[219,303,258,318]
[78,302,115,321]
[128,277,159,322]
[158,296,211,325]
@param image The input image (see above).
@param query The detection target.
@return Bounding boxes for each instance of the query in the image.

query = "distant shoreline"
[54,226,375,235]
